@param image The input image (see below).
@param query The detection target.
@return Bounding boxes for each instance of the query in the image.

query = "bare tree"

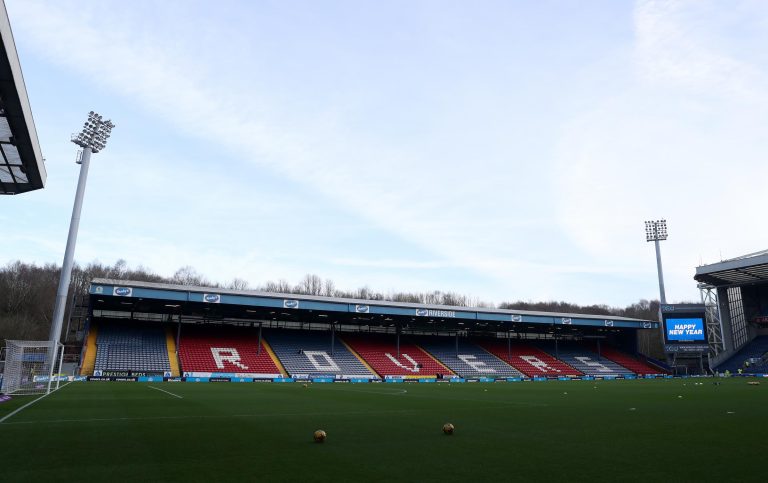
[227,278,250,290]
[296,274,323,295]
[172,266,210,286]
[263,279,292,294]
[322,278,336,297]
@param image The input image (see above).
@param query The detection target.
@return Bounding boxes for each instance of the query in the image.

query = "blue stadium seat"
[715,336,768,373]
[94,322,170,373]
[535,341,634,376]
[266,329,376,379]
[415,336,524,378]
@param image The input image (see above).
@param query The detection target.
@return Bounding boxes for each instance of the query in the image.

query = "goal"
[0,340,63,395]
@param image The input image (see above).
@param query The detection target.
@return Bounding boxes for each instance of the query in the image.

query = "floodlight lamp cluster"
[644,219,668,242]
[71,111,115,153]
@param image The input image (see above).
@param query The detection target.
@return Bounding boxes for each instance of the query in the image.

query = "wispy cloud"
[9,1,571,295]
[552,0,768,301]
[7,1,767,305]
[634,0,768,103]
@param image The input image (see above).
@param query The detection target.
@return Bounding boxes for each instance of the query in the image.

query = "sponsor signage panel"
[113,287,132,297]
[95,370,164,377]
[415,308,456,318]
[665,344,709,353]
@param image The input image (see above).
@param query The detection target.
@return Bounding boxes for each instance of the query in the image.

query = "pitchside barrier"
[70,373,753,383]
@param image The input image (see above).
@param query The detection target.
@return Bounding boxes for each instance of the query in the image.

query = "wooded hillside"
[0,260,664,356]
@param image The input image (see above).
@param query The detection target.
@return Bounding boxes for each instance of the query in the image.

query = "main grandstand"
[75,278,666,382]
[0,1,45,195]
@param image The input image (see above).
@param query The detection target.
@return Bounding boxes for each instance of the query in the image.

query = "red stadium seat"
[341,334,452,378]
[475,340,582,377]
[178,325,281,376]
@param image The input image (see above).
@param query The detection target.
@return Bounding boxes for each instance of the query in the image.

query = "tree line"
[0,260,663,351]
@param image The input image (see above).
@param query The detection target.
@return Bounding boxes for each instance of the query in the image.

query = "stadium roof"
[89,278,658,331]
[0,2,45,195]
[694,249,768,287]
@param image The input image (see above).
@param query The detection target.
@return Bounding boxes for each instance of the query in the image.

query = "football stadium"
[3,2,768,482]
[2,274,768,482]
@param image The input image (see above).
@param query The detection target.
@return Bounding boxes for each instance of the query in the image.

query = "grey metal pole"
[596,339,601,360]
[258,323,262,355]
[455,332,459,357]
[47,147,92,388]
[654,239,667,305]
[175,313,182,352]
[331,324,335,356]
[396,329,400,358]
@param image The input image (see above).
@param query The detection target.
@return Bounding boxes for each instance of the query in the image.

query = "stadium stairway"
[79,323,98,376]
[341,333,453,378]
[165,326,181,377]
[414,336,525,378]
[94,322,171,374]
[536,341,633,377]
[582,342,664,375]
[265,329,376,379]
[715,336,768,374]
[475,339,582,377]
[178,325,284,377]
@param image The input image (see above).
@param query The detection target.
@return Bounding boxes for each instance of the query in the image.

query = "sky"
[3,0,767,307]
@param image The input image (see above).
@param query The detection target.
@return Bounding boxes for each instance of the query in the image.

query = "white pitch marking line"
[148,385,183,399]
[0,382,71,424]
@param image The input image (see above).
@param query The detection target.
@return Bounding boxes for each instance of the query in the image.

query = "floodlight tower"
[47,112,114,389]
[645,219,668,305]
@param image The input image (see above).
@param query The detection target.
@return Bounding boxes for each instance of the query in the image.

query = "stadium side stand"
[178,325,282,376]
[341,333,452,378]
[715,336,768,374]
[535,341,633,376]
[475,340,582,377]
[414,336,524,378]
[266,329,376,379]
[582,342,665,375]
[94,322,170,373]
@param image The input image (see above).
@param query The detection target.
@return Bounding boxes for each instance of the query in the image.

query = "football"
[313,430,327,443]
[442,423,455,435]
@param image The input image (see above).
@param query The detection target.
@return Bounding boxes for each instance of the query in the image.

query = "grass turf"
[0,379,766,482]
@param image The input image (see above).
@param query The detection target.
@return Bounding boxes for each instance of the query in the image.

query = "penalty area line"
[148,385,183,399]
[0,382,72,424]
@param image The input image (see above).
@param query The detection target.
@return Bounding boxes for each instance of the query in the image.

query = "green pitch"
[1,379,766,482]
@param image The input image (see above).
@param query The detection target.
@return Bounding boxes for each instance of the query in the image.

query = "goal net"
[1,340,62,395]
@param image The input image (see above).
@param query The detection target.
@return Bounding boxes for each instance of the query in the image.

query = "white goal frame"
[1,340,64,395]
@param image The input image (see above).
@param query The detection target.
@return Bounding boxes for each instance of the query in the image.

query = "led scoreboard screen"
[665,317,705,341]
[661,304,708,353]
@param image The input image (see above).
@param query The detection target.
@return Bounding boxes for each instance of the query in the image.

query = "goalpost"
[0,340,64,395]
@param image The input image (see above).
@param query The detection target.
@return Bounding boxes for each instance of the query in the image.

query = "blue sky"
[3,0,767,306]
